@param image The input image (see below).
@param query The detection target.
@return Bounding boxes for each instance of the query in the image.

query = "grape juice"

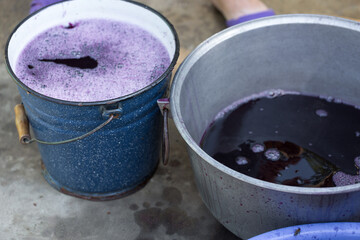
[200,90,360,187]
[15,19,170,102]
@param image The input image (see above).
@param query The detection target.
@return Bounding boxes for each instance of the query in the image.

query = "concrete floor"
[1,0,360,239]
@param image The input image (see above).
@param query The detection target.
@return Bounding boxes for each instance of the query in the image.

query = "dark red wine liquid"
[200,91,360,187]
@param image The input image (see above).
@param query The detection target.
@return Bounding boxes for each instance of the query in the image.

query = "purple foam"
[15,19,170,102]
[333,171,360,186]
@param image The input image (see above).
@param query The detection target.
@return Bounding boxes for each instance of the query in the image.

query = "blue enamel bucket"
[5,0,179,200]
[249,222,360,239]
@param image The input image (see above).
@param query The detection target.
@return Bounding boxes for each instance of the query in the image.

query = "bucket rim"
[5,0,180,106]
[170,14,360,195]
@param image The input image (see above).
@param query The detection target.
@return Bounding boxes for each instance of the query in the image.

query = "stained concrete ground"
[1,0,360,239]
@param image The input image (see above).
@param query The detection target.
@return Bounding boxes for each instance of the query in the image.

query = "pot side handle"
[14,104,31,144]
[157,98,171,165]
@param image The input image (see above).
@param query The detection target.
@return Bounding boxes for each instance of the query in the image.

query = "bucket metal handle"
[157,98,171,165]
[14,103,115,145]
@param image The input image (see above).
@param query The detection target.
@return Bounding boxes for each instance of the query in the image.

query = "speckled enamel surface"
[18,73,169,196]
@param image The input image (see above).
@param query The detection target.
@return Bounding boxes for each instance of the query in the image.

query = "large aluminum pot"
[170,15,360,239]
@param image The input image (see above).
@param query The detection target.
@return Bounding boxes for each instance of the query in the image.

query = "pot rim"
[5,0,180,106]
[170,14,360,195]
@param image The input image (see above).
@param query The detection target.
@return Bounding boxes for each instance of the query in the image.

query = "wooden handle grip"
[14,104,31,144]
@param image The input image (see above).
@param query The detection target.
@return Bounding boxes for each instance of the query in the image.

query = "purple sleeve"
[226,9,275,27]
[30,0,64,14]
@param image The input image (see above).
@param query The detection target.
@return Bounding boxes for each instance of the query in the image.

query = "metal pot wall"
[170,15,360,239]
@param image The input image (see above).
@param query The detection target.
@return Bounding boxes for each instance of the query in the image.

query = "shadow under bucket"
[5,0,179,201]
[170,15,360,239]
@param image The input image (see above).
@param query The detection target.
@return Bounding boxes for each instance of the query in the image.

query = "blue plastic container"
[5,0,179,200]
[249,222,360,240]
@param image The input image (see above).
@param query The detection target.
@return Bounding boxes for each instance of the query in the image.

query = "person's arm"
[226,9,275,27]
[30,0,63,14]
[211,0,275,27]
